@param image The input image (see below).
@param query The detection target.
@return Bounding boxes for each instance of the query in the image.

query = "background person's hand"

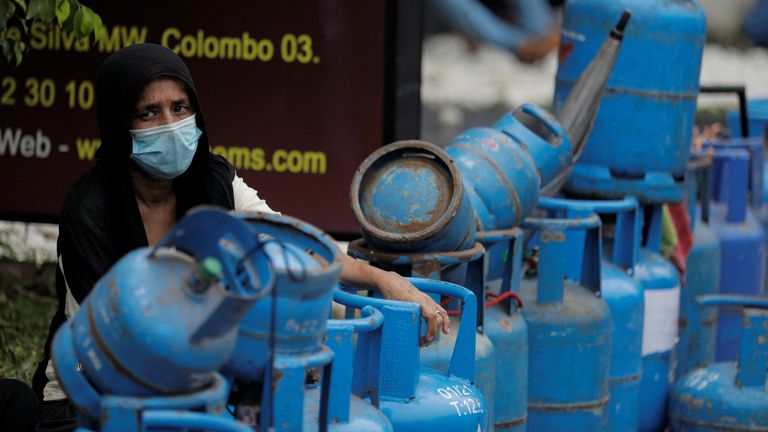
[373,270,451,346]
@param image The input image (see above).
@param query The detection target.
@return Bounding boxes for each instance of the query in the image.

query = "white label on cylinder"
[641,285,681,355]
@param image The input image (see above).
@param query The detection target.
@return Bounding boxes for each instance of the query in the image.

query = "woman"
[33,43,449,430]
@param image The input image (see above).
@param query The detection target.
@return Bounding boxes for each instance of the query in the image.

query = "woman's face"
[130,78,194,130]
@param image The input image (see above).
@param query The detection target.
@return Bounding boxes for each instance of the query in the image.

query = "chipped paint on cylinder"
[520,215,611,432]
[446,127,540,231]
[555,0,706,203]
[350,140,476,253]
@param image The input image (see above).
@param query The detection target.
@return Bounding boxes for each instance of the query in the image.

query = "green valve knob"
[188,257,223,294]
[200,257,223,280]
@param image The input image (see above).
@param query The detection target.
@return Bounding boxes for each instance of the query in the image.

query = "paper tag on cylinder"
[641,285,681,355]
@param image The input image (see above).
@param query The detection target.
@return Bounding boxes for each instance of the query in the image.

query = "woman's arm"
[339,253,450,346]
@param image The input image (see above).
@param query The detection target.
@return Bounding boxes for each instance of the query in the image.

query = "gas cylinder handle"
[233,211,343,273]
[141,411,252,432]
[702,140,765,210]
[155,207,271,299]
[519,103,566,137]
[327,306,384,332]
[522,214,602,299]
[405,277,478,383]
[325,306,384,420]
[538,196,640,270]
[694,294,768,388]
[696,294,768,309]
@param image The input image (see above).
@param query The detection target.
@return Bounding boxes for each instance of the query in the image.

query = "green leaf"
[26,0,54,23]
[0,1,15,31]
[89,7,101,40]
[77,5,92,36]
[13,39,24,66]
[1,39,13,64]
[13,0,26,13]
[54,0,69,24]
[72,5,82,37]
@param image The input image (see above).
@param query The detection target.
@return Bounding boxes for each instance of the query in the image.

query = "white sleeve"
[233,175,280,214]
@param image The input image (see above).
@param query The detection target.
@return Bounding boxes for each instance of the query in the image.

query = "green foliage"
[0,0,101,66]
[0,270,57,385]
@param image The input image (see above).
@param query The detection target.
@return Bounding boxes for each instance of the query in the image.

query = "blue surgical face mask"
[129,114,203,179]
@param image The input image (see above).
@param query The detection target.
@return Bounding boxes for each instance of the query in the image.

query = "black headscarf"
[33,44,236,398]
[94,43,235,254]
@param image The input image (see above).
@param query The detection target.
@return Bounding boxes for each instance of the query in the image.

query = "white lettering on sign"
[0,128,51,158]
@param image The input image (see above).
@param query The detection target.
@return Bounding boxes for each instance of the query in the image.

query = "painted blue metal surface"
[482,229,529,432]
[676,157,721,378]
[350,140,476,253]
[537,197,644,432]
[54,208,272,406]
[726,98,768,137]
[520,214,611,432]
[224,212,342,381]
[705,138,768,291]
[555,0,706,203]
[634,205,681,432]
[304,306,393,432]
[669,295,768,431]
[704,148,767,362]
[335,278,490,432]
[446,126,539,231]
[221,212,344,431]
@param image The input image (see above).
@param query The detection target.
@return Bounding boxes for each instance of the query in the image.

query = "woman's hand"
[373,270,451,347]
[339,254,450,346]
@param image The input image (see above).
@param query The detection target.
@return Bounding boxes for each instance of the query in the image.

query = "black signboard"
[0,0,422,235]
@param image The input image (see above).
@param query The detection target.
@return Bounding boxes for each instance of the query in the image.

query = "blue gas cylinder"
[520,213,611,431]
[705,138,768,291]
[303,306,393,432]
[481,228,529,432]
[706,148,767,362]
[634,204,681,432]
[56,208,273,402]
[51,209,274,426]
[554,0,706,203]
[223,212,342,383]
[220,212,345,430]
[676,156,721,378]
[669,295,768,431]
[335,279,490,432]
[446,126,539,231]
[537,197,645,432]
[350,140,476,253]
[726,98,768,138]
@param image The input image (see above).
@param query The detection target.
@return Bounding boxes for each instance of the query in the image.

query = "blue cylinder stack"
[520,213,611,431]
[537,197,645,432]
[554,0,706,203]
